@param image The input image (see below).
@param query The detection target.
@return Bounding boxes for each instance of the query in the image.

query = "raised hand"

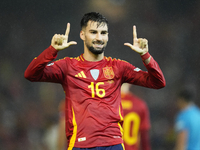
[124,26,148,55]
[51,23,77,51]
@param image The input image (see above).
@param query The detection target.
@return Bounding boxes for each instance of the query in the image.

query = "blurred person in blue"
[174,89,200,150]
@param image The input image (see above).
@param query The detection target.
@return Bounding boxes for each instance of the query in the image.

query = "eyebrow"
[89,29,108,33]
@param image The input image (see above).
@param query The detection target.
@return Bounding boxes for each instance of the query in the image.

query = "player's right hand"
[51,23,77,51]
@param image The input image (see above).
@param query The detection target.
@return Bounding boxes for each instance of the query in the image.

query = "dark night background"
[0,0,200,149]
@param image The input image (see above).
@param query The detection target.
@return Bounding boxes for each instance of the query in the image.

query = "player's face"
[81,21,108,54]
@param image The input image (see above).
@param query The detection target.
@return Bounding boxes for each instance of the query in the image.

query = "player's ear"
[80,30,85,41]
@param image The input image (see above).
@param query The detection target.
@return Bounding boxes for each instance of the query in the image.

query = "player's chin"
[89,47,105,55]
[93,45,106,51]
[96,46,107,52]
[94,49,104,54]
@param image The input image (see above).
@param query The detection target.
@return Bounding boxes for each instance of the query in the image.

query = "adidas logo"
[75,71,86,78]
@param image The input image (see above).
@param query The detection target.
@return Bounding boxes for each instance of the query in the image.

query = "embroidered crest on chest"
[103,66,115,79]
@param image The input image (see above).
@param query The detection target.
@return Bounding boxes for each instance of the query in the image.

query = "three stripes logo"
[75,71,86,78]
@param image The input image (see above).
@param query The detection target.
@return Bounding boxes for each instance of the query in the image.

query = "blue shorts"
[72,144,124,150]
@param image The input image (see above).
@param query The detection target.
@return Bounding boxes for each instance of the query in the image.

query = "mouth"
[93,41,104,48]
[93,44,103,48]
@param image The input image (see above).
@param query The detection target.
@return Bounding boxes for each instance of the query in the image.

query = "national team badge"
[103,66,115,79]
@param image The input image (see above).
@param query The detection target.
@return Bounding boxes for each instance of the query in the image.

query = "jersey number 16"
[88,82,105,98]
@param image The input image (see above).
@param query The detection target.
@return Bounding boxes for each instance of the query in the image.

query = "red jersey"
[24,46,165,149]
[121,93,151,150]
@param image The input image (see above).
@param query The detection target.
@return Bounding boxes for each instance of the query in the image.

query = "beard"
[88,46,105,54]
[86,41,107,55]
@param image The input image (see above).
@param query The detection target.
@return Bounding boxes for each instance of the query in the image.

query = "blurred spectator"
[42,116,58,150]
[174,89,200,150]
[57,100,67,150]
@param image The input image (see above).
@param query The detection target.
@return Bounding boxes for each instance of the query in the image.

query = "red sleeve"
[122,55,166,89]
[24,46,65,83]
[140,130,151,150]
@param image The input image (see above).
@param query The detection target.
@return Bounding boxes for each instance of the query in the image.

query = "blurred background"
[1,0,200,149]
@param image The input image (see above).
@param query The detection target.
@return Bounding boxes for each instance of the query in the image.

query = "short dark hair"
[80,12,108,29]
[177,89,194,102]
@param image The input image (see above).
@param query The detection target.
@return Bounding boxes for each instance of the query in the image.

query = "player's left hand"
[124,25,148,56]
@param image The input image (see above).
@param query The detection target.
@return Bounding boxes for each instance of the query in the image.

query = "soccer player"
[121,83,151,150]
[174,89,200,150]
[24,12,165,150]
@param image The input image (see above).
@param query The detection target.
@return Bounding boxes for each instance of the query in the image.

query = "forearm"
[131,54,165,89]
[144,55,165,89]
[174,131,187,150]
[24,46,58,81]
[174,145,185,150]
[174,141,186,150]
[141,52,151,65]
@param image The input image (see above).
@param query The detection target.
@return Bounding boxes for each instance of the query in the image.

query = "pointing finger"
[133,25,137,44]
[133,25,137,39]
[65,23,70,35]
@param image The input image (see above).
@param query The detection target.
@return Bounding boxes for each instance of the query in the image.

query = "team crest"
[103,66,115,79]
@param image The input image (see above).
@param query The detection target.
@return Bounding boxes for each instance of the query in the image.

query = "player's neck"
[83,48,104,62]
[181,102,192,110]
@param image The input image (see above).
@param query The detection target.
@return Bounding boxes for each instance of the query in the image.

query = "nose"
[95,33,102,41]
